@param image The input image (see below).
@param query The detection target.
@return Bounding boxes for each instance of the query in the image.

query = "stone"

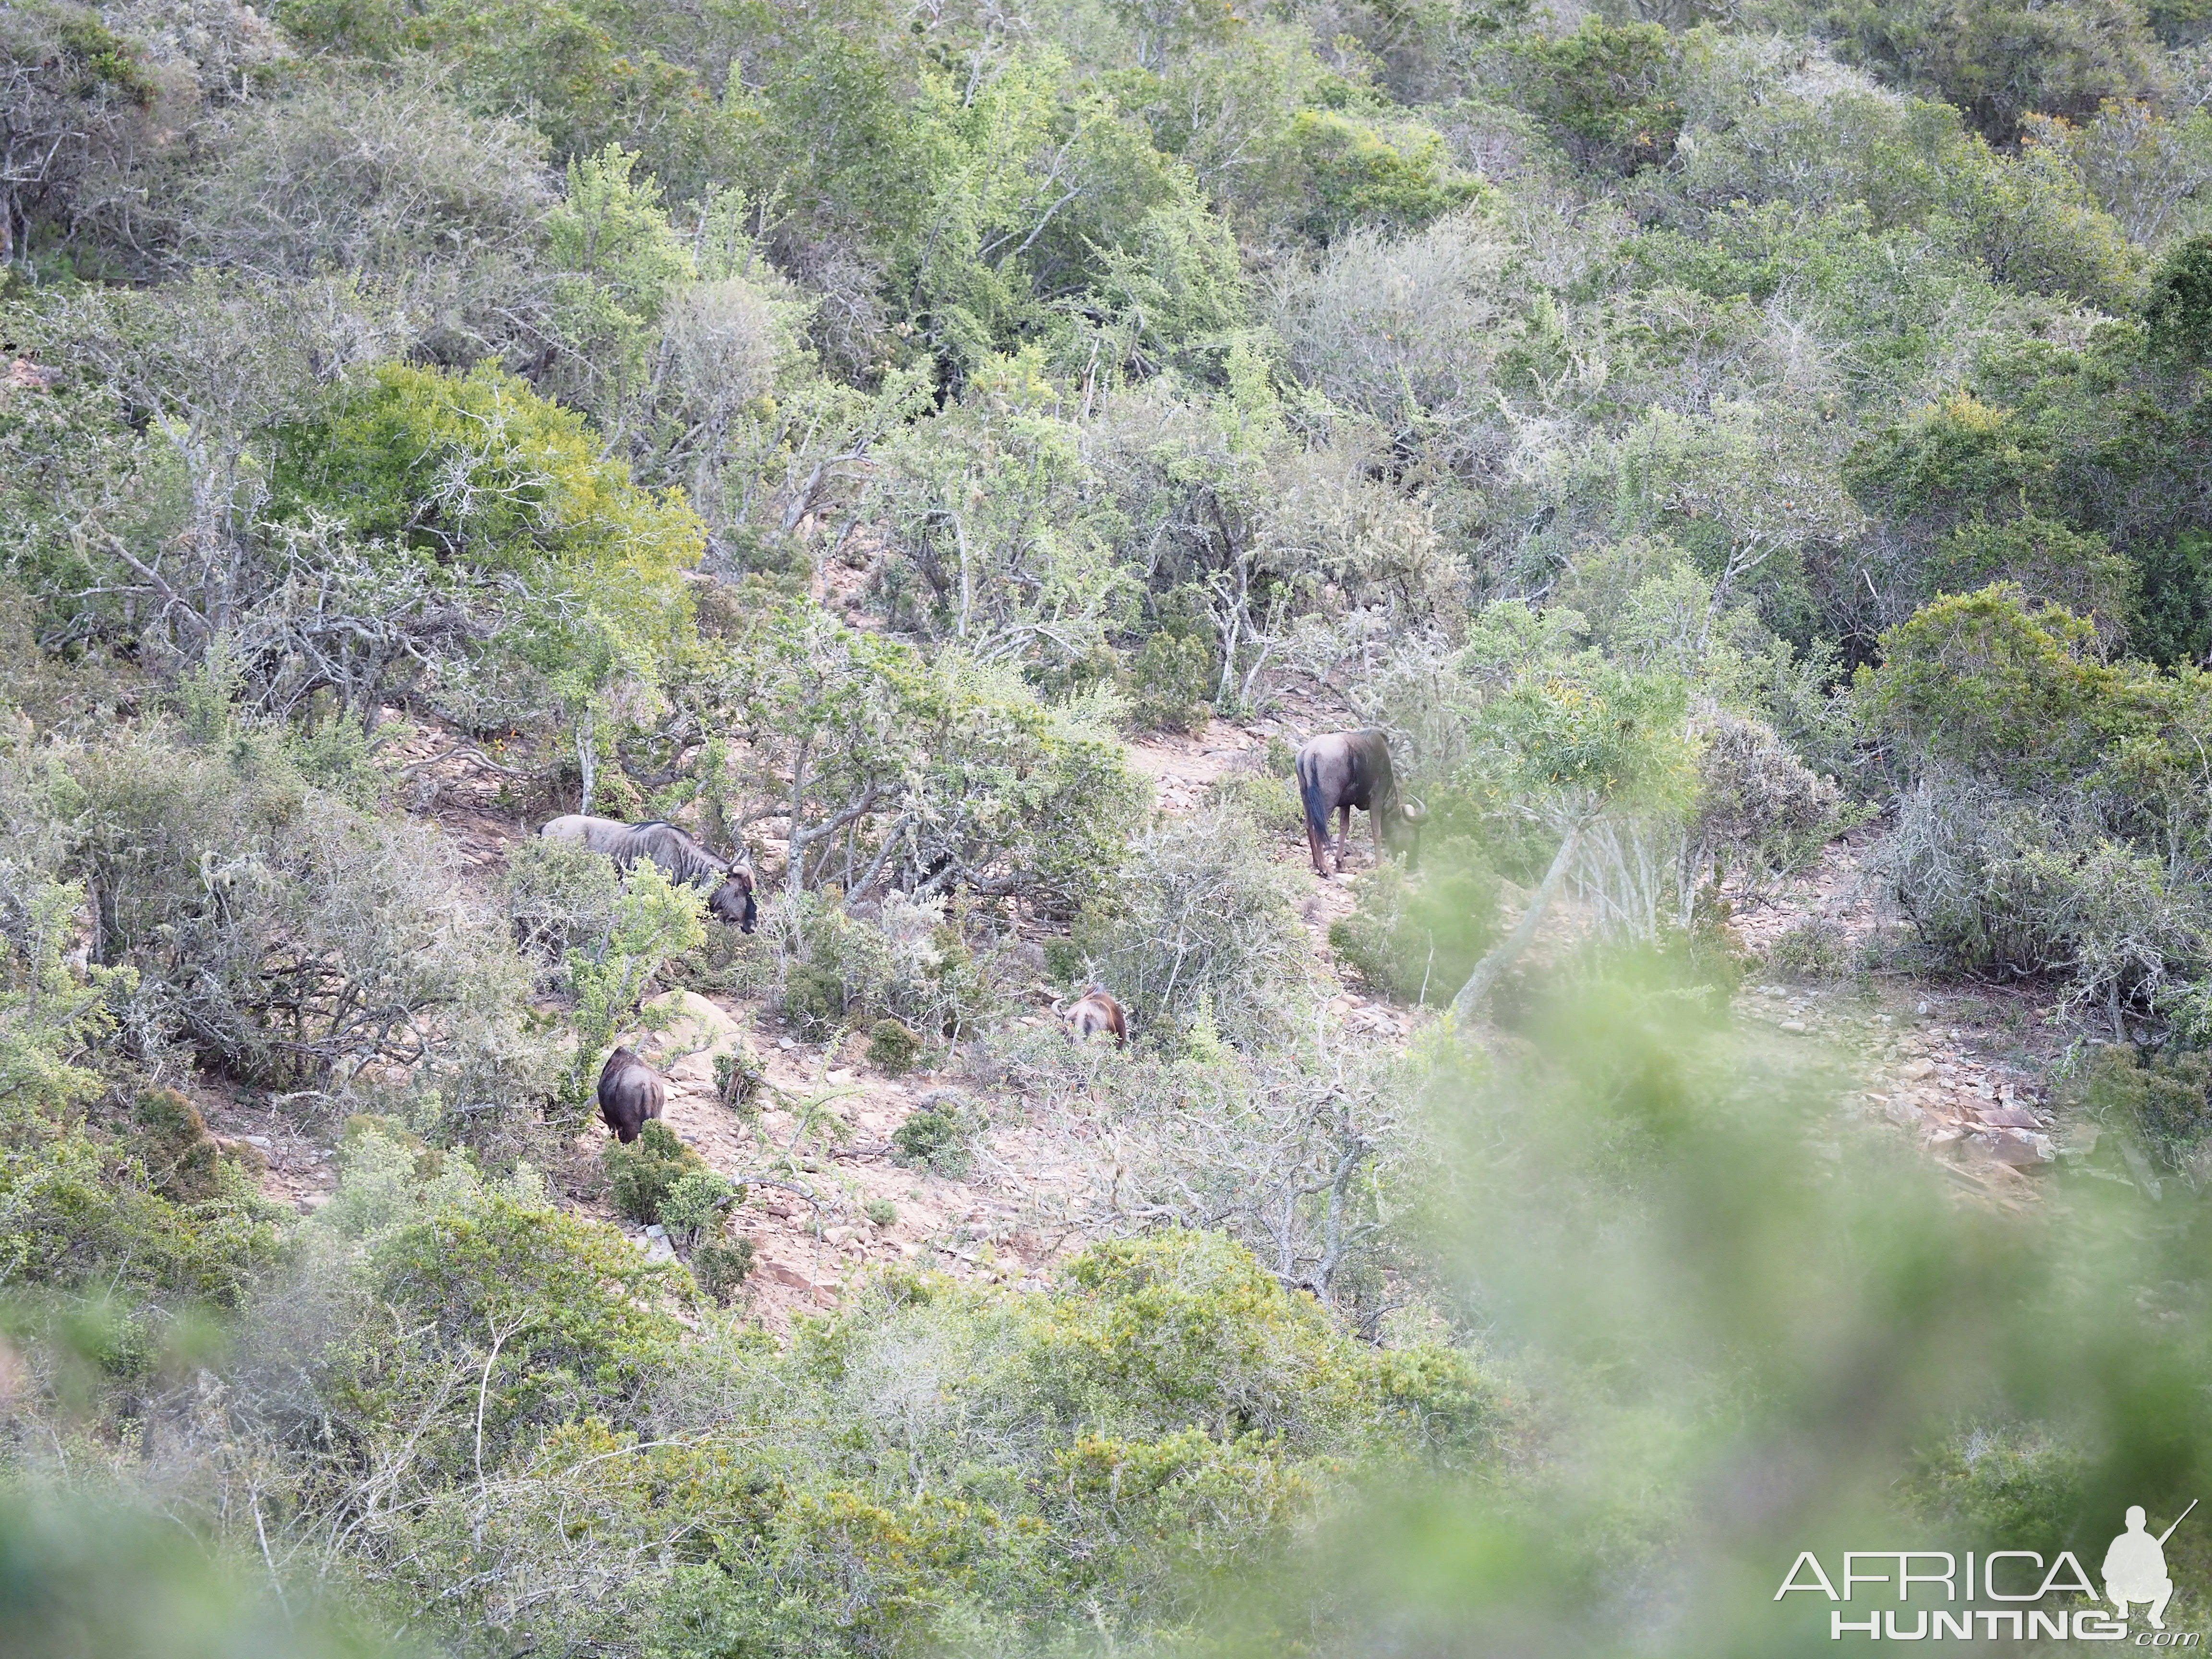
[1974,1106,2040,1130]
[1899,1059,1936,1081]
[1984,1130,2054,1168]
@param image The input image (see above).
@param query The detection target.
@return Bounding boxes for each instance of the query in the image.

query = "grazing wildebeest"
[1064,987,1127,1047]
[540,815,757,931]
[597,1046,665,1143]
[1294,729,1425,878]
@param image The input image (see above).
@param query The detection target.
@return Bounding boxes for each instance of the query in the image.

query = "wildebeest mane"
[625,820,730,886]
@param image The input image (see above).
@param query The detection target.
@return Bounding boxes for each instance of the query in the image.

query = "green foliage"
[64,721,559,1148]
[2132,530,2212,668]
[1074,802,1309,1049]
[1764,915,1854,979]
[0,1483,399,1659]
[659,1168,737,1241]
[1861,584,2114,782]
[0,1103,282,1306]
[546,145,697,413]
[2146,231,2212,364]
[605,1119,707,1224]
[1124,626,1217,732]
[320,1120,685,1486]
[712,601,1145,918]
[1803,0,2162,139]
[865,1198,897,1226]
[1286,109,1482,240]
[711,1044,767,1112]
[1330,842,1503,1005]
[688,1222,755,1304]
[500,833,626,979]
[1928,513,2134,622]
[1507,18,1683,172]
[273,361,703,671]
[561,864,707,1108]
[865,1017,923,1075]
[127,1088,225,1203]
[768,892,994,1042]
[0,865,128,1115]
[2064,1041,2212,1180]
[890,1104,974,1176]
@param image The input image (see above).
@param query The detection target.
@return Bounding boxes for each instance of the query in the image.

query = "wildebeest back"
[597,1046,666,1142]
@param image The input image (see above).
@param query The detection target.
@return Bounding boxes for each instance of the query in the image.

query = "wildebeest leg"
[1336,805,1353,866]
[1306,815,1331,877]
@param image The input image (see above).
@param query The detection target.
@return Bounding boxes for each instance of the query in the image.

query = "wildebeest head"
[709,867,757,932]
[1382,788,1427,860]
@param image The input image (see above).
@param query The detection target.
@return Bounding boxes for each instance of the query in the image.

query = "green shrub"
[866,1018,923,1075]
[1043,938,1087,986]
[64,722,561,1156]
[0,1110,283,1306]
[689,1225,756,1304]
[891,1104,975,1177]
[712,1045,767,1113]
[1764,917,1852,980]
[1124,629,1215,733]
[659,1168,738,1241]
[866,1199,897,1226]
[1329,843,1502,1006]
[499,834,625,979]
[1507,18,1683,174]
[126,1088,224,1203]
[604,1120,707,1223]
[1205,769,1303,837]
[770,893,995,1042]
[1076,805,1309,1048]
[2064,1043,2212,1180]
[1288,111,1482,240]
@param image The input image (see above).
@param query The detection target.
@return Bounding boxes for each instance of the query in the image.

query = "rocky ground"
[193,704,2112,1333]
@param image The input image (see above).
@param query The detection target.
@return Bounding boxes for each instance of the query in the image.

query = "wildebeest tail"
[1295,750,1330,842]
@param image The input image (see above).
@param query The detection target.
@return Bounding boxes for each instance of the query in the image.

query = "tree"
[1442,619,1696,1022]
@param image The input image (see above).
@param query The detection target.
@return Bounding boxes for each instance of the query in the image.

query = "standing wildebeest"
[597,1046,666,1142]
[1064,987,1127,1047]
[1294,729,1425,877]
[540,815,757,931]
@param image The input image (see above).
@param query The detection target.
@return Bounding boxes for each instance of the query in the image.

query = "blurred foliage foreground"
[10,955,2212,1658]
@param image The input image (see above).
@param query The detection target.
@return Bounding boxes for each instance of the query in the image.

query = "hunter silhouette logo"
[2105,1500,2195,1630]
[1777,1501,2201,1641]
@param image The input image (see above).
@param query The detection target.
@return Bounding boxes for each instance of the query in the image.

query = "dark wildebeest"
[1294,729,1425,878]
[540,815,757,931]
[1064,987,1127,1047]
[597,1046,666,1143]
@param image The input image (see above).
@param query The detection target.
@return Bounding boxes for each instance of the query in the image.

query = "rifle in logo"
[2104,1499,2197,1630]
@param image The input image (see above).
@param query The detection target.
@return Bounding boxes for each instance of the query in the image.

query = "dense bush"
[605,1120,707,1224]
[1075,803,1310,1049]
[762,890,997,1042]
[58,717,563,1149]
[1330,842,1503,1005]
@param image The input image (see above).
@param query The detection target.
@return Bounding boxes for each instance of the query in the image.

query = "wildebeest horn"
[1401,796,1427,823]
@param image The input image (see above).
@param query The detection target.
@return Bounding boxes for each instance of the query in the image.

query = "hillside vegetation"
[8,0,2212,1653]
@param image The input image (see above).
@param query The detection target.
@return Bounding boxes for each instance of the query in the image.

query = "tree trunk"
[1449,818,1587,1025]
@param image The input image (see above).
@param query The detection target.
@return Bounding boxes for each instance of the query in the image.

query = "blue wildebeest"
[1294,729,1425,878]
[539,815,757,931]
[597,1046,665,1142]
